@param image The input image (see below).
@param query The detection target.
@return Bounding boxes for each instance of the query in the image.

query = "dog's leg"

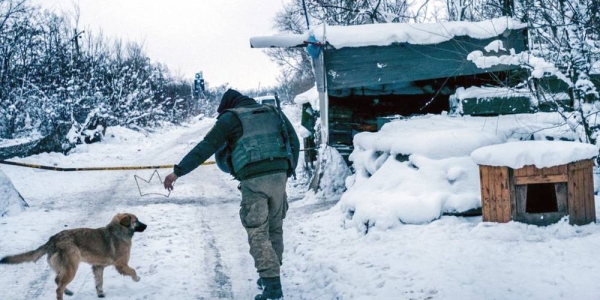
[92,265,106,298]
[52,252,78,300]
[55,269,76,300]
[115,264,140,282]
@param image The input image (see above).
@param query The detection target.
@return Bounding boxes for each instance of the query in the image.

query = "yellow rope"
[0,160,215,172]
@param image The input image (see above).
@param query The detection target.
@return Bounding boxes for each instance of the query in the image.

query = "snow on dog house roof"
[471,141,599,170]
[251,17,528,90]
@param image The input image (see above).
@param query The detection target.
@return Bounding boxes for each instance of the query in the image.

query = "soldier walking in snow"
[164,89,300,300]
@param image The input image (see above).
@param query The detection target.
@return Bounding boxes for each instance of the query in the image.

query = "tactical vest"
[227,106,288,175]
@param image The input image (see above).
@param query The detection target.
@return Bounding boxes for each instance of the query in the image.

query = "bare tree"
[508,0,600,144]
[267,0,411,97]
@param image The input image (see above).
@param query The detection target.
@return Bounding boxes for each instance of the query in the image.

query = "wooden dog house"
[471,141,599,226]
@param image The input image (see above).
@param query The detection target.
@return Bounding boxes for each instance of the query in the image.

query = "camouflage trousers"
[239,172,288,278]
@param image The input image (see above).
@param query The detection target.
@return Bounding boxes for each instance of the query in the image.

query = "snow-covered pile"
[341,112,596,230]
[0,169,26,216]
[293,86,319,109]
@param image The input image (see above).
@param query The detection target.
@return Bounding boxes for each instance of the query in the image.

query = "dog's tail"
[0,243,49,264]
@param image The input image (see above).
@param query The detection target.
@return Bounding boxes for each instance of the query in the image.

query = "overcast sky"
[35,0,287,91]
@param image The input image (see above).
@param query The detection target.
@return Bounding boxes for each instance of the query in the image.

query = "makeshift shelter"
[251,17,529,162]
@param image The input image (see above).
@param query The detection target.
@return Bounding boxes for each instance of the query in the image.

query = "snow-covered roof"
[293,86,319,108]
[470,141,599,169]
[250,17,526,49]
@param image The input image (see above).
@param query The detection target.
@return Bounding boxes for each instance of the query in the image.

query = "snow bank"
[0,168,26,216]
[303,146,351,204]
[341,113,596,229]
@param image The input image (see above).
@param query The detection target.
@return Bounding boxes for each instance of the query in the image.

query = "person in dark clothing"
[164,89,300,300]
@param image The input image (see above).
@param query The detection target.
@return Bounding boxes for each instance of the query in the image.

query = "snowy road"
[0,120,264,299]
[4,117,600,300]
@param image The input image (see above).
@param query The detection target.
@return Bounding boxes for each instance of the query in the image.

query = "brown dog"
[0,213,147,300]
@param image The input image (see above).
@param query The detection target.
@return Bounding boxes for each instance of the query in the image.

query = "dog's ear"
[120,215,132,228]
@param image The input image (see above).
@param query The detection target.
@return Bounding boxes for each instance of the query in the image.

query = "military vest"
[226,106,288,175]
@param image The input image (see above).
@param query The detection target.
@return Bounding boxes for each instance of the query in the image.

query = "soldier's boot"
[254,276,283,300]
[258,258,283,290]
[257,278,264,290]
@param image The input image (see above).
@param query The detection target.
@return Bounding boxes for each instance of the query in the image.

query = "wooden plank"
[569,159,591,171]
[581,160,596,224]
[542,165,562,176]
[525,165,536,177]
[558,164,568,175]
[489,166,500,222]
[489,166,508,222]
[575,164,588,224]
[515,185,528,215]
[568,162,585,224]
[479,166,492,222]
[513,174,569,185]
[514,167,527,177]
[509,169,517,220]
[555,182,569,213]
[498,166,511,222]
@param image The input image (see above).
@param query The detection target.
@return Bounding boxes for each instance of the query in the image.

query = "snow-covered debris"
[467,51,574,86]
[353,117,502,160]
[449,86,571,114]
[340,113,592,228]
[293,86,319,110]
[452,86,533,101]
[0,169,26,216]
[471,140,599,169]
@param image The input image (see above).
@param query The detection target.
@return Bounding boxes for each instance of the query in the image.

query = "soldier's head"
[217,89,257,114]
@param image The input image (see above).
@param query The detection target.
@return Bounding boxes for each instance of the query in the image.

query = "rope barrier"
[0,160,215,172]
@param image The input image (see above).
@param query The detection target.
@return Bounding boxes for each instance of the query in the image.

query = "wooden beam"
[514,174,568,185]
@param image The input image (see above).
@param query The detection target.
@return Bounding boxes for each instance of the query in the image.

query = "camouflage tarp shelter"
[250,17,528,161]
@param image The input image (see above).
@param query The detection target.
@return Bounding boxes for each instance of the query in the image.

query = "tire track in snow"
[201,219,234,299]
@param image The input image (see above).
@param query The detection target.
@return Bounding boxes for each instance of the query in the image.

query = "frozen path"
[0,120,263,299]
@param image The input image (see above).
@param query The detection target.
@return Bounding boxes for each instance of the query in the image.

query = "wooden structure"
[479,159,596,226]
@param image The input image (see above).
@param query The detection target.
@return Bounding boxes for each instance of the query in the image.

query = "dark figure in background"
[164,89,300,300]
[83,115,107,144]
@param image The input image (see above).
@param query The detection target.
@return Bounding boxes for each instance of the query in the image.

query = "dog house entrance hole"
[515,181,568,225]
[525,183,559,213]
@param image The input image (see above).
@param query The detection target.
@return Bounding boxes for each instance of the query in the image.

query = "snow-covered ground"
[2,107,600,299]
